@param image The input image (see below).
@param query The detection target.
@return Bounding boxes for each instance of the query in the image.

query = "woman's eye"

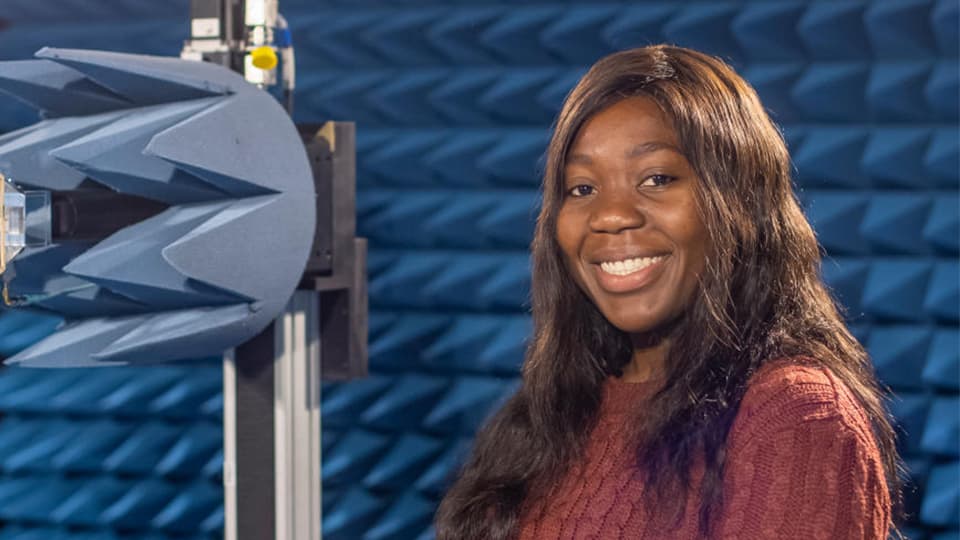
[567,184,596,197]
[640,174,677,187]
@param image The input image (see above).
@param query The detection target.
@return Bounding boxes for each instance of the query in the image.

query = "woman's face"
[556,96,708,335]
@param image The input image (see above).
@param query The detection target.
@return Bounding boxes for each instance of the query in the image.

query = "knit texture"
[516,359,891,539]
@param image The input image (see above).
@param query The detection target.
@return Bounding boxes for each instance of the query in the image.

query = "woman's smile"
[591,253,670,293]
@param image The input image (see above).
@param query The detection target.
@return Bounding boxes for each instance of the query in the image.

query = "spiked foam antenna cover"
[0,48,316,367]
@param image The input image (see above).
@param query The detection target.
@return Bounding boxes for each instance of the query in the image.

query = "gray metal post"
[224,289,322,540]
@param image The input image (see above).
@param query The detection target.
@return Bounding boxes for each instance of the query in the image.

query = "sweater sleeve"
[715,363,891,540]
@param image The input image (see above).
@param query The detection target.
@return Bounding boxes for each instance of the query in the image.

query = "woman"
[435,45,903,539]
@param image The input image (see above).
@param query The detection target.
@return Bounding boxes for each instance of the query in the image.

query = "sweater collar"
[600,375,662,416]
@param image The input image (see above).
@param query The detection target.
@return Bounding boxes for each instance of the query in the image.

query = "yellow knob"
[250,46,278,70]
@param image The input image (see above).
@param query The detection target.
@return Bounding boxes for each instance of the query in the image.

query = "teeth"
[599,255,665,276]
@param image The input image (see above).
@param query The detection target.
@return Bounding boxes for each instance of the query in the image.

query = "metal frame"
[224,290,323,540]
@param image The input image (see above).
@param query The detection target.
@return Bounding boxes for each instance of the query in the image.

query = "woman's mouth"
[593,255,669,293]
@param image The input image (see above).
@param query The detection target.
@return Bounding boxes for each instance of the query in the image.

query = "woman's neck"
[622,337,670,383]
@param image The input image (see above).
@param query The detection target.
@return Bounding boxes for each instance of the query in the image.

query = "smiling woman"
[435,45,903,540]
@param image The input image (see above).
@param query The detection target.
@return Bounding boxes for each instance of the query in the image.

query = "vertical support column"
[275,290,322,539]
[224,289,322,540]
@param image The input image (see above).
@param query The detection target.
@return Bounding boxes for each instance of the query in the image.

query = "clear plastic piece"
[1,174,51,275]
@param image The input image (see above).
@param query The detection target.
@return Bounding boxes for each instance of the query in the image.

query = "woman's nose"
[587,191,646,234]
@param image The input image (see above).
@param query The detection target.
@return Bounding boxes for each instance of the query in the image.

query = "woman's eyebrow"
[626,141,681,158]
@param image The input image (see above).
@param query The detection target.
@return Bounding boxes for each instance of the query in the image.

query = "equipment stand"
[223,289,323,540]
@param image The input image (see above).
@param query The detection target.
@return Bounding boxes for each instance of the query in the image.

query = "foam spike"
[49,477,130,527]
[145,93,309,195]
[150,482,220,533]
[663,4,741,61]
[540,6,619,64]
[920,462,960,526]
[0,112,126,190]
[366,132,444,187]
[479,192,538,247]
[97,479,176,528]
[926,61,959,119]
[323,486,387,540]
[421,316,502,371]
[423,375,516,435]
[323,429,391,485]
[924,194,960,254]
[480,70,558,125]
[162,194,312,305]
[921,397,960,457]
[3,419,82,472]
[49,420,133,473]
[820,258,869,318]
[0,59,130,116]
[859,194,932,254]
[865,0,938,58]
[96,367,184,415]
[421,196,497,248]
[370,71,448,124]
[361,11,444,66]
[537,69,586,118]
[889,392,930,453]
[602,5,674,51]
[428,71,501,124]
[414,438,471,495]
[924,261,960,322]
[293,12,383,68]
[477,130,549,186]
[861,128,932,188]
[792,63,869,121]
[362,434,445,490]
[932,0,960,55]
[154,423,220,478]
[102,422,180,475]
[862,260,932,321]
[62,201,244,308]
[36,48,234,105]
[480,8,563,64]
[475,316,530,374]
[926,128,959,187]
[0,370,86,411]
[44,369,134,415]
[360,375,448,431]
[143,366,221,418]
[478,261,530,310]
[867,63,932,121]
[792,128,869,188]
[367,315,449,370]
[419,255,502,309]
[364,131,447,186]
[298,73,386,126]
[0,477,76,522]
[742,64,804,123]
[423,131,499,186]
[868,326,932,389]
[321,375,392,428]
[797,3,870,59]
[426,8,503,65]
[0,311,62,358]
[802,192,870,255]
[6,317,148,368]
[923,329,960,391]
[732,4,805,61]
[50,98,227,203]
[364,491,436,540]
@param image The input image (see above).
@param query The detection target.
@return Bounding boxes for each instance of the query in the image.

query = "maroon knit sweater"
[517,359,891,539]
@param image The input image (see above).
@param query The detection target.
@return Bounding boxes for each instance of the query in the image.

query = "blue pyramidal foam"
[0,48,316,367]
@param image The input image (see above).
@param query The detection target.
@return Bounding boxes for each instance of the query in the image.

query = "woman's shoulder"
[727,356,876,449]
